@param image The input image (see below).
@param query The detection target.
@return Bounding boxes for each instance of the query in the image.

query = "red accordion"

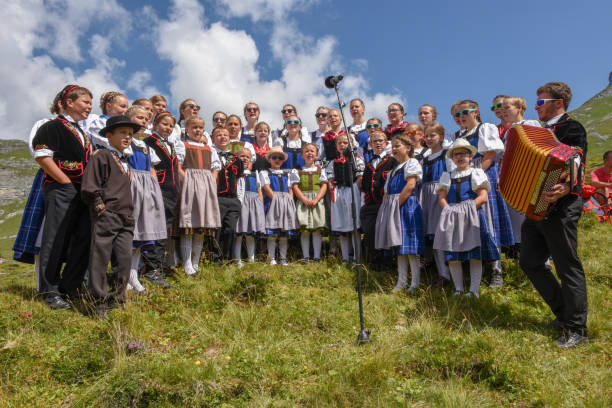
[499,124,578,221]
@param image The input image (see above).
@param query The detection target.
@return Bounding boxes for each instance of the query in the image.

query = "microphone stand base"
[355,329,371,345]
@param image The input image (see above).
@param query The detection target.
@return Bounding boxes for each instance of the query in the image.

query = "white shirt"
[28,118,52,157]
[214,146,233,166]
[260,168,299,187]
[460,123,504,154]
[369,150,388,168]
[348,122,366,135]
[289,165,328,186]
[131,138,161,165]
[82,113,107,148]
[437,167,490,193]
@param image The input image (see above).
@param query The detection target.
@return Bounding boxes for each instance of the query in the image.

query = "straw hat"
[265,145,288,161]
[446,138,477,158]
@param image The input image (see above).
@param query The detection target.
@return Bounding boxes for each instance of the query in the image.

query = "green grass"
[0,213,610,407]
[0,198,27,259]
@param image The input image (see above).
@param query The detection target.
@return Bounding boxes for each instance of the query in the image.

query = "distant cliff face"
[0,140,38,203]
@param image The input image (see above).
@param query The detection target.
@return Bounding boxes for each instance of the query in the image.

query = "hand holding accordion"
[499,124,580,221]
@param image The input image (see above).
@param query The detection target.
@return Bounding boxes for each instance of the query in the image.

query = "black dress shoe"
[46,295,71,310]
[555,330,588,349]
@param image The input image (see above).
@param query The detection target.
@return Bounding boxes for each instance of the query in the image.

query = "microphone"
[324,75,344,89]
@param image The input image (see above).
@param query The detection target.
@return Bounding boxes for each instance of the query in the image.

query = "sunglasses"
[185,104,201,110]
[285,120,300,125]
[387,108,402,113]
[490,102,502,111]
[246,107,258,112]
[213,117,226,122]
[454,108,477,118]
[535,98,561,107]
[366,123,381,129]
[269,155,285,160]
[315,112,328,118]
[281,109,295,114]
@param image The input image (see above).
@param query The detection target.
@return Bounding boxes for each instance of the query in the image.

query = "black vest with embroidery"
[361,155,398,204]
[333,155,354,188]
[217,152,244,197]
[144,134,180,192]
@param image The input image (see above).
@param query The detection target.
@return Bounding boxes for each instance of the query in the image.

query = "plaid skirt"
[12,169,44,263]
[375,194,424,256]
[445,205,500,262]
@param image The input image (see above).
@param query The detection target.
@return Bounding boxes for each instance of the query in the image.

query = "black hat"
[99,115,141,136]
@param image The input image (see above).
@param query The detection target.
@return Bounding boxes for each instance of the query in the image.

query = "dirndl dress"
[236,171,265,235]
[179,141,221,234]
[293,166,327,230]
[128,141,167,242]
[263,169,298,235]
[420,149,454,238]
[375,160,424,255]
[459,124,514,247]
[433,168,500,262]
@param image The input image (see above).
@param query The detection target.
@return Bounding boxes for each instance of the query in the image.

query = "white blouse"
[260,168,299,187]
[384,158,423,190]
[422,149,457,173]
[289,165,328,186]
[460,123,504,154]
[437,167,490,193]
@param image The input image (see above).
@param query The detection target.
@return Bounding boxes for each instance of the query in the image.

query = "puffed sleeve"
[354,156,365,177]
[301,127,311,142]
[237,176,245,203]
[270,131,283,147]
[478,123,504,154]
[325,160,335,179]
[210,148,221,171]
[437,171,451,191]
[174,139,186,164]
[29,118,51,158]
[470,168,491,192]
[244,141,257,162]
[149,148,161,166]
[319,167,328,183]
[403,158,423,181]
[203,130,212,146]
[259,170,270,185]
[288,169,300,185]
[444,156,457,173]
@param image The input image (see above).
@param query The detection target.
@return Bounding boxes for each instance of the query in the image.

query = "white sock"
[233,235,243,261]
[279,236,288,260]
[300,231,310,259]
[180,235,195,274]
[129,249,145,292]
[339,235,350,261]
[131,248,141,271]
[449,261,464,292]
[408,255,421,288]
[192,234,204,270]
[267,236,277,260]
[469,260,483,295]
[312,231,322,259]
[434,249,450,279]
[245,236,256,261]
[395,255,409,289]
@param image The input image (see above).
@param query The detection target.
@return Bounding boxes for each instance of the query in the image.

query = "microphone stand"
[328,82,370,345]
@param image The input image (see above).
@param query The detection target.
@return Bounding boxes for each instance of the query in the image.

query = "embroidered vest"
[361,155,397,204]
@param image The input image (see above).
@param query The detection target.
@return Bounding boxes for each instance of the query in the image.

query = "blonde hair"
[504,96,527,114]
[185,116,204,128]
[153,111,176,126]
[255,121,270,133]
[391,134,414,157]
[150,94,167,104]
[126,105,146,118]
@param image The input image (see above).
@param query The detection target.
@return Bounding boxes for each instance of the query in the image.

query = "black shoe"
[143,270,172,288]
[433,276,450,289]
[93,303,109,318]
[555,330,588,349]
[45,295,72,310]
[548,318,565,330]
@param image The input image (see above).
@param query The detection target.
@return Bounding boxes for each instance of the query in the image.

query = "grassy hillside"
[570,82,612,173]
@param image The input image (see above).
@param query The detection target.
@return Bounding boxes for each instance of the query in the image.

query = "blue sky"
[2,0,612,138]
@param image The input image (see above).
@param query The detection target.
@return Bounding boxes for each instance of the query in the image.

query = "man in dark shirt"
[519,82,588,348]
[81,116,139,317]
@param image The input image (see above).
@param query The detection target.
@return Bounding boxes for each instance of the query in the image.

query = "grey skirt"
[266,192,298,231]
[237,192,265,234]
[131,170,167,241]
[420,182,442,236]
[179,168,221,229]
[296,191,327,230]
[433,200,481,252]
[507,206,524,244]
[374,194,402,249]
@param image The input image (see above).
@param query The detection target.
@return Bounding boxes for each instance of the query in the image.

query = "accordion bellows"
[499,125,576,221]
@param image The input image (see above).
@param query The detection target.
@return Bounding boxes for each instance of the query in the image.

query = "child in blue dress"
[434,138,500,298]
[375,134,424,293]
[261,146,299,265]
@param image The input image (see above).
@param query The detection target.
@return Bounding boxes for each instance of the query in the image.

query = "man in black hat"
[520,82,588,348]
[81,115,140,316]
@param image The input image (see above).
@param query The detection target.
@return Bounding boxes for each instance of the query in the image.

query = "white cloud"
[127,71,160,98]
[0,0,130,140]
[157,0,403,132]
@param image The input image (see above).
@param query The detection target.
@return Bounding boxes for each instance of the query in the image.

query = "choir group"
[12,81,590,347]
